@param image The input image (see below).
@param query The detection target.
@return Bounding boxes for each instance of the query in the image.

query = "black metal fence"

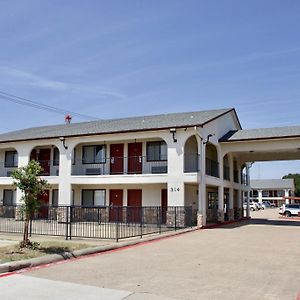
[0,205,197,242]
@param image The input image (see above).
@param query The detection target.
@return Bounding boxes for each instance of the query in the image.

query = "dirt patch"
[0,241,95,263]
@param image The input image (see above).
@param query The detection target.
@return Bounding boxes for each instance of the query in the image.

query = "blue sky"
[0,0,300,178]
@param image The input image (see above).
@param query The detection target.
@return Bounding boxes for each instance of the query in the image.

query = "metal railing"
[233,170,239,183]
[71,157,168,175]
[0,160,59,177]
[206,158,219,177]
[184,153,200,173]
[0,205,196,242]
[34,160,59,176]
[0,161,17,177]
[241,173,248,185]
[223,165,230,181]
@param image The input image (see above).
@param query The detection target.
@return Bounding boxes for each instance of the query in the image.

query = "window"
[3,190,15,206]
[52,189,59,206]
[53,148,59,166]
[208,192,218,209]
[278,190,284,197]
[82,190,105,207]
[82,145,106,164]
[5,151,18,167]
[72,149,76,165]
[146,141,167,161]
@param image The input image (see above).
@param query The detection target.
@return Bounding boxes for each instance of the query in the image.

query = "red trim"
[202,217,250,229]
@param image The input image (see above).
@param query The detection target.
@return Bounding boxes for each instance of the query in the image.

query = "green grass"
[0,241,94,263]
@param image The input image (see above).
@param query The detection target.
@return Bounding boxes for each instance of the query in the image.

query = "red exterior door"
[161,189,168,224]
[110,144,124,175]
[128,143,142,174]
[127,189,142,223]
[109,190,123,222]
[38,149,51,175]
[31,149,51,175]
[38,190,49,219]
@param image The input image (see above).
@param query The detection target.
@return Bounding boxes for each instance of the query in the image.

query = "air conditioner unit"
[85,168,101,175]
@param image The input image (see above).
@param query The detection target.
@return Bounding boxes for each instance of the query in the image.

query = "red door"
[127,189,142,223]
[128,143,142,174]
[109,190,123,222]
[161,189,168,224]
[39,149,51,175]
[110,144,124,175]
[38,190,49,219]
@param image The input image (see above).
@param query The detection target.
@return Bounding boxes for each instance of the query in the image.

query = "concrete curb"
[0,218,250,275]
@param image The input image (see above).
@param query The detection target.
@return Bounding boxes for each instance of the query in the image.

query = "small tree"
[11,160,49,247]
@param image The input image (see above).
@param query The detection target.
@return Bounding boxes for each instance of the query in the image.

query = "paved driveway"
[1,209,299,300]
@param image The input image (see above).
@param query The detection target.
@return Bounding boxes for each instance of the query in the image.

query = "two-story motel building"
[0,108,253,226]
[4,107,300,227]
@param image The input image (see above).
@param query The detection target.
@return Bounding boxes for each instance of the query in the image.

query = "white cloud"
[0,66,126,99]
[0,66,68,90]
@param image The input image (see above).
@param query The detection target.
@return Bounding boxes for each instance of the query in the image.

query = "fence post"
[69,206,72,240]
[116,206,119,243]
[29,219,32,237]
[140,207,143,239]
[174,207,177,231]
[65,206,69,240]
[158,207,161,234]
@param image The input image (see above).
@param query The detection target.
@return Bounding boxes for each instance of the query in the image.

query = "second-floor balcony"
[184,153,199,173]
[0,159,59,177]
[206,158,219,178]
[71,156,168,176]
[223,165,230,181]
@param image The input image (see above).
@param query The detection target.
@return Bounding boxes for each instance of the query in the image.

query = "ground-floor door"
[38,190,49,219]
[161,189,167,224]
[127,189,142,223]
[109,190,123,222]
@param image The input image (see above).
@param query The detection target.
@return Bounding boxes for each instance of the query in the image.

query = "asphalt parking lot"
[1,208,299,300]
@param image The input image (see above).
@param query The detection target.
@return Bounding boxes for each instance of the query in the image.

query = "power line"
[0,90,99,121]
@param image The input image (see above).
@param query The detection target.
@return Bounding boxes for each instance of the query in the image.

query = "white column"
[285,189,290,204]
[258,190,263,204]
[217,150,224,222]
[58,144,73,206]
[15,145,32,204]
[167,136,185,206]
[228,153,234,220]
[246,163,250,218]
[237,164,242,208]
[197,136,206,226]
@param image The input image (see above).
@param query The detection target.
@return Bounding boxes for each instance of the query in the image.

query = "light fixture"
[170,128,177,143]
[203,133,215,145]
[59,136,68,150]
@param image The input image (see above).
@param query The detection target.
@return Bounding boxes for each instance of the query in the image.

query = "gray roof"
[250,179,294,190]
[0,108,236,143]
[220,125,300,142]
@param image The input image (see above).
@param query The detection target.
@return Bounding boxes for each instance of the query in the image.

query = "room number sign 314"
[170,187,180,192]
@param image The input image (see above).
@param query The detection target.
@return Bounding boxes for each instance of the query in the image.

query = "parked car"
[243,202,258,211]
[279,204,300,217]
[262,201,276,208]
[255,202,264,210]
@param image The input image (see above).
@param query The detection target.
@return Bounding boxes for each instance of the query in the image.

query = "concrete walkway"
[1,209,299,300]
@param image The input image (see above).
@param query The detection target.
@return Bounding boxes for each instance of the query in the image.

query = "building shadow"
[206,217,300,229]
